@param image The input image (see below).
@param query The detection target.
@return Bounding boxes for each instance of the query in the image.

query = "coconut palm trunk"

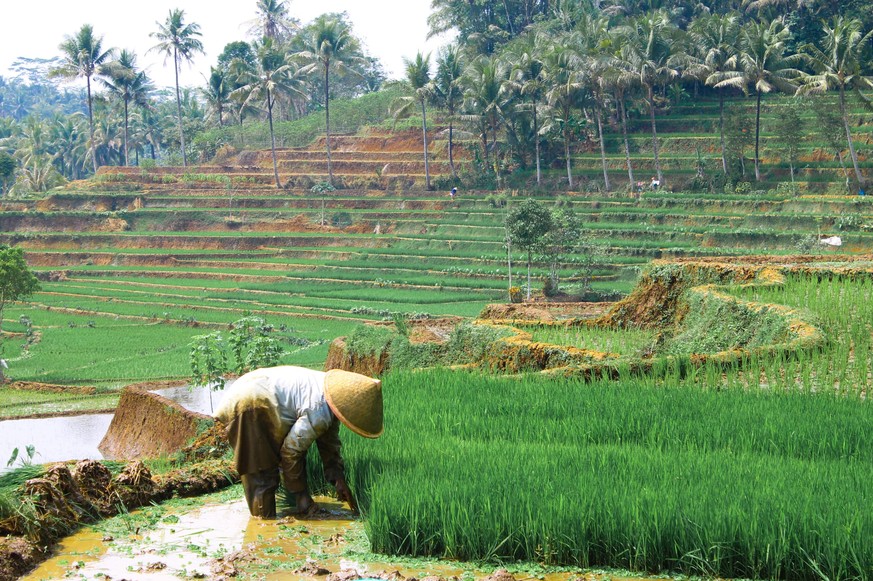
[595,104,610,191]
[838,86,863,187]
[267,88,281,188]
[718,94,727,174]
[647,85,662,183]
[324,65,333,184]
[86,77,98,173]
[619,97,634,186]
[122,99,129,167]
[420,100,431,190]
[753,90,762,181]
[173,47,187,167]
[533,99,541,184]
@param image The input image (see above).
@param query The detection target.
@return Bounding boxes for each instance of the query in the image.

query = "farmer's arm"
[280,414,319,494]
[315,419,345,484]
[316,423,356,510]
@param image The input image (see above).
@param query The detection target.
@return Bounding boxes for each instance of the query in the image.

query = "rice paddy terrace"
[0,115,871,396]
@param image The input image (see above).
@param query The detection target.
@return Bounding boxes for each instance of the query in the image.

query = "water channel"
[0,384,226,473]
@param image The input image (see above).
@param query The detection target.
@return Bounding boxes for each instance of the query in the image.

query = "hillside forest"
[0,0,870,196]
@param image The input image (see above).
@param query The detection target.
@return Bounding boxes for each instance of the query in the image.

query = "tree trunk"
[325,62,333,184]
[839,86,863,189]
[619,96,634,186]
[506,237,512,292]
[648,85,662,184]
[526,251,532,300]
[719,94,727,174]
[218,101,224,128]
[564,126,573,188]
[420,100,431,190]
[267,88,280,189]
[754,90,761,181]
[173,48,187,167]
[533,98,541,185]
[448,105,457,178]
[123,98,130,167]
[595,104,610,191]
[86,76,98,174]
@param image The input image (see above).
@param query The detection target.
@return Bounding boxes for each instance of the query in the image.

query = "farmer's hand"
[334,477,357,512]
[295,492,317,516]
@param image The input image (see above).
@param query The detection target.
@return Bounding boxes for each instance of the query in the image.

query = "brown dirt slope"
[99,387,212,460]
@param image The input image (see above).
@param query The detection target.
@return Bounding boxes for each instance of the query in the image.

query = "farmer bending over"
[214,366,383,518]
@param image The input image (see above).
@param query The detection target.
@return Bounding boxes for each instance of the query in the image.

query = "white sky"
[0,0,452,89]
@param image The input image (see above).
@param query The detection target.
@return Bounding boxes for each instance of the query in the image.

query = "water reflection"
[0,414,113,473]
[152,382,230,415]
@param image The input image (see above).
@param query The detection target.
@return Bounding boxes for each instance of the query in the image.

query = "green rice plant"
[330,368,873,580]
[526,324,656,356]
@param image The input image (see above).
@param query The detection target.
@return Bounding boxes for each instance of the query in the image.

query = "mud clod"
[209,543,259,579]
[482,569,517,581]
[295,560,332,575]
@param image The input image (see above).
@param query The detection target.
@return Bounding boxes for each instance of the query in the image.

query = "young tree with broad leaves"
[150,9,204,167]
[505,198,553,300]
[0,245,39,381]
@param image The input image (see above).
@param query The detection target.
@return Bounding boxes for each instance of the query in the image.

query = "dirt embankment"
[0,387,235,580]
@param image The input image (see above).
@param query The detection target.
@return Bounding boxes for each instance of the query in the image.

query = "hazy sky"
[1,0,452,89]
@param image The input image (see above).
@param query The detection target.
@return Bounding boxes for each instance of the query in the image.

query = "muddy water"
[0,413,113,473]
[0,385,223,473]
[25,495,665,581]
[152,384,228,415]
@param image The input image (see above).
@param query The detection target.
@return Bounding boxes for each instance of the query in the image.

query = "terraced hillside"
[0,111,871,395]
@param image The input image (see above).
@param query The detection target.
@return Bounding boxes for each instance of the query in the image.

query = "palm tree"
[543,41,585,188]
[462,55,510,180]
[603,33,639,189]
[203,67,231,128]
[505,33,547,185]
[52,24,113,174]
[712,18,801,181]
[101,50,152,167]
[150,9,204,167]
[232,38,306,188]
[391,52,433,190]
[433,44,465,178]
[247,0,297,41]
[295,15,363,185]
[617,10,680,185]
[797,16,873,191]
[688,12,740,175]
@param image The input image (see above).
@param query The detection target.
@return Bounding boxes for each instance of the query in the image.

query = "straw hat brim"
[324,369,384,438]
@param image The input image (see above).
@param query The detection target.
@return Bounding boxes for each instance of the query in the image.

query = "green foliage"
[189,331,227,389]
[0,151,15,194]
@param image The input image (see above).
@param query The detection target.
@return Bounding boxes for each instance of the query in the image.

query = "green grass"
[526,324,656,356]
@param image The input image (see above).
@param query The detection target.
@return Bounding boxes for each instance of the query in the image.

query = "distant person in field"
[449,186,457,199]
[214,366,383,518]
[650,176,660,191]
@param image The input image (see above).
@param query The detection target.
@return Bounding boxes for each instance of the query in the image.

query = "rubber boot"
[241,468,279,518]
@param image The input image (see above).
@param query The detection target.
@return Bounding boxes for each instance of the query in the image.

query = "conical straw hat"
[324,370,383,438]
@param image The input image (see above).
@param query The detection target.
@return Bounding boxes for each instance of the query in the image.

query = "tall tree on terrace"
[101,50,152,167]
[617,10,680,185]
[542,41,586,188]
[573,14,613,191]
[433,44,465,178]
[603,32,639,189]
[505,33,547,185]
[150,9,204,167]
[295,15,363,185]
[247,0,298,41]
[51,24,113,174]
[391,52,434,190]
[202,67,231,128]
[688,12,740,175]
[232,38,306,189]
[797,16,873,191]
[462,55,511,179]
[712,18,801,182]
